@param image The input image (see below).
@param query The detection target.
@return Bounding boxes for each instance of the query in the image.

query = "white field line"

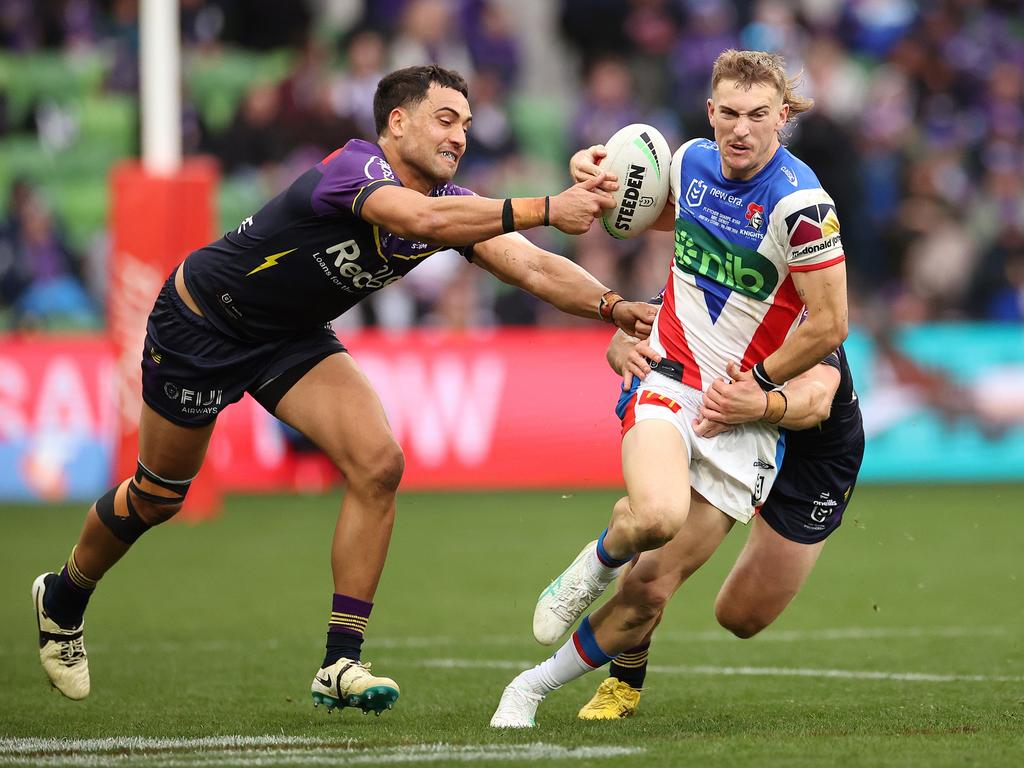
[0,626,1010,658]
[420,658,1024,684]
[0,740,641,767]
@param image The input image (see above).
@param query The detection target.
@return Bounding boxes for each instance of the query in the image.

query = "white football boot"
[489,675,545,728]
[311,658,399,715]
[33,573,90,700]
[533,540,621,645]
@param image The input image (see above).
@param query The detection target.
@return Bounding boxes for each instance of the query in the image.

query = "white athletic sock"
[587,549,621,584]
[517,635,601,696]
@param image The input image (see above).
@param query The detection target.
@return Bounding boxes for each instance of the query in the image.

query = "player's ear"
[777,102,790,129]
[388,107,407,139]
[706,98,715,126]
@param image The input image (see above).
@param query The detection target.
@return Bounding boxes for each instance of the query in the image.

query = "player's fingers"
[629,354,651,378]
[635,338,661,363]
[705,378,728,403]
[700,400,724,420]
[632,319,652,340]
[725,361,742,380]
[622,369,634,390]
[694,417,724,438]
[580,172,610,191]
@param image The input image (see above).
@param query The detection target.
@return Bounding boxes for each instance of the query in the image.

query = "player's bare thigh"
[613,420,693,549]
[138,402,216,480]
[714,515,825,638]
[273,352,403,485]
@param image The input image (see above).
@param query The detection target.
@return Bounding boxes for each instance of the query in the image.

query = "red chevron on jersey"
[741,275,803,370]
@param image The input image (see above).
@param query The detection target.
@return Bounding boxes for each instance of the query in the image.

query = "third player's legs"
[714,515,825,638]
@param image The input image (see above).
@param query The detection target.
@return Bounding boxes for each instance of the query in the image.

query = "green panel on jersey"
[674,218,779,301]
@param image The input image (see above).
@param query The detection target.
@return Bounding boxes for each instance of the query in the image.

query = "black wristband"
[543,195,550,226]
[502,198,515,234]
[752,361,779,391]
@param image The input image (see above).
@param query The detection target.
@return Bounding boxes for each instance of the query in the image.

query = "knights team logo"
[164,382,179,400]
[745,202,764,231]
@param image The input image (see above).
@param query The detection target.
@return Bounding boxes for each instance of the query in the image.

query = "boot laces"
[58,636,86,666]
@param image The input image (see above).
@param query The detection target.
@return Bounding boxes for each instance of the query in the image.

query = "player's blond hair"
[711,49,814,121]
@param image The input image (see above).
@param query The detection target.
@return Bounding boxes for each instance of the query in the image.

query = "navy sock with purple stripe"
[322,593,372,667]
[43,548,97,629]
[609,640,650,689]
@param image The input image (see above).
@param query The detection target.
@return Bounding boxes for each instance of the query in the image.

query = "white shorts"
[621,371,783,524]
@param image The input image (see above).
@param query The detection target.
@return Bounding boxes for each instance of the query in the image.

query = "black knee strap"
[95,485,150,544]
[135,460,194,496]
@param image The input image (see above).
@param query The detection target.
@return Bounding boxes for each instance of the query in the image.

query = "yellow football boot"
[577,677,641,720]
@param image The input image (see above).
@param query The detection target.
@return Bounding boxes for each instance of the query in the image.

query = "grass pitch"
[1,484,1023,767]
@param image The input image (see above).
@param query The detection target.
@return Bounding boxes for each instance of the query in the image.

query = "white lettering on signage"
[360,353,505,467]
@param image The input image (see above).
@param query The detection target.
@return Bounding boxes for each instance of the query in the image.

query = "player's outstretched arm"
[697,361,840,437]
[755,262,848,387]
[359,175,616,246]
[471,233,657,338]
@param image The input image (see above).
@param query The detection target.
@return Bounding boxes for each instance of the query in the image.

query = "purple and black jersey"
[783,344,862,459]
[182,139,475,341]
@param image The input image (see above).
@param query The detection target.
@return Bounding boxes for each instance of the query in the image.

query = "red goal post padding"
[109,158,221,520]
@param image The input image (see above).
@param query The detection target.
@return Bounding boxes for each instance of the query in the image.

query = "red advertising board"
[0,328,627,501]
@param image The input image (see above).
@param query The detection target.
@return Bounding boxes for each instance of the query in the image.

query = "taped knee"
[95,482,150,544]
[129,460,192,525]
[94,461,192,543]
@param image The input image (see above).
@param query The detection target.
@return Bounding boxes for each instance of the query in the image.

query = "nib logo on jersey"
[674,219,778,311]
[786,203,841,257]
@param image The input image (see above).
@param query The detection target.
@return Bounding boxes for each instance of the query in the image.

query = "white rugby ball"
[599,123,671,240]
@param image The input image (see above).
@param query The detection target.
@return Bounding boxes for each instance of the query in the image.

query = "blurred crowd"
[2,0,1023,330]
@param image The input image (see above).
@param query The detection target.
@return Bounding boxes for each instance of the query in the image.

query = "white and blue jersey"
[649,139,845,391]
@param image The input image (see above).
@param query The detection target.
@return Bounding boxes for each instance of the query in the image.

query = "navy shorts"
[758,435,865,545]
[141,273,346,427]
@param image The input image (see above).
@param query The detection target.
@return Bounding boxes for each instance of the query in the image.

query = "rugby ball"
[599,124,671,239]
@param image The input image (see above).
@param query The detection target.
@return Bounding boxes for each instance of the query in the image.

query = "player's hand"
[693,415,733,438]
[621,338,661,390]
[611,301,658,340]
[700,361,768,424]
[570,145,619,192]
[549,174,617,234]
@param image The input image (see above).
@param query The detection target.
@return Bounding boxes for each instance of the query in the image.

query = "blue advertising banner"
[845,324,1024,481]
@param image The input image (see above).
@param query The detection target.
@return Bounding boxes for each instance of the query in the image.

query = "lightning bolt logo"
[246,248,297,276]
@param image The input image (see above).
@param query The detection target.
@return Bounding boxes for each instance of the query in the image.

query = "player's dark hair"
[373,65,469,136]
